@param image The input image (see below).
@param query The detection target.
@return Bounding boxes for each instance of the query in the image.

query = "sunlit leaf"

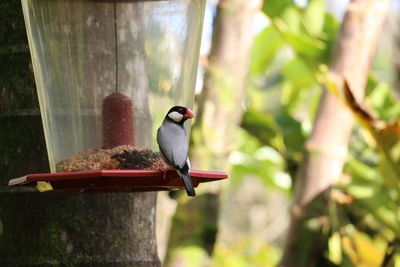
[378,121,400,157]
[279,6,302,33]
[321,13,340,61]
[262,0,294,19]
[345,158,380,182]
[282,58,317,89]
[366,81,400,120]
[303,0,325,36]
[230,156,288,191]
[323,12,340,37]
[169,246,210,267]
[254,146,284,166]
[345,185,375,199]
[241,110,285,151]
[276,113,305,156]
[328,232,342,264]
[284,32,326,58]
[379,154,399,193]
[353,195,400,234]
[233,127,265,155]
[250,27,284,75]
[342,229,386,267]
[213,241,282,267]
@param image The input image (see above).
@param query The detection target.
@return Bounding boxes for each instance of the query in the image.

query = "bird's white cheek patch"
[168,111,183,122]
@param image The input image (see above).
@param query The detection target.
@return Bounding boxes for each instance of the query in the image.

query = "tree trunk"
[165,0,261,265]
[280,0,390,266]
[192,0,262,172]
[0,1,160,266]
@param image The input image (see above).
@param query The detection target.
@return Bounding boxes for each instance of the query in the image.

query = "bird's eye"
[178,108,184,114]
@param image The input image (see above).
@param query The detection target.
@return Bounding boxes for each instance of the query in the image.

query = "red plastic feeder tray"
[8,169,228,193]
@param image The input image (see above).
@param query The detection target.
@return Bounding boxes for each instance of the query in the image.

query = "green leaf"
[323,12,340,37]
[348,194,400,234]
[276,113,305,156]
[345,184,376,199]
[233,127,264,154]
[282,57,317,89]
[230,150,289,191]
[328,232,343,265]
[281,82,302,111]
[254,146,285,166]
[345,158,380,182]
[280,6,302,33]
[321,13,340,61]
[379,154,399,192]
[377,122,400,182]
[284,32,326,59]
[366,82,400,120]
[250,27,284,75]
[241,110,285,151]
[303,0,326,36]
[262,0,294,19]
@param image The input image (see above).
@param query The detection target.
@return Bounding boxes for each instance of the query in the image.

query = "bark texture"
[0,1,159,265]
[192,0,262,171]
[166,0,262,264]
[280,1,390,266]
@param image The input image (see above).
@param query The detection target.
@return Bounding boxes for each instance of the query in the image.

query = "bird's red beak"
[183,108,195,119]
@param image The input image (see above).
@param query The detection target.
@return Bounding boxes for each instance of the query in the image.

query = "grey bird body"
[157,106,196,197]
[157,119,188,169]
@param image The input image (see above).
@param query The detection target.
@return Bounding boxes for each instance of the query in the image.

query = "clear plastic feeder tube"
[22,0,205,172]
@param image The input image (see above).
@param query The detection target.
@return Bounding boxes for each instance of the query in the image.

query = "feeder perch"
[9,170,227,193]
[11,0,227,193]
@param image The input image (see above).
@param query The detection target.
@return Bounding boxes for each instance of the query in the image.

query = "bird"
[157,106,196,197]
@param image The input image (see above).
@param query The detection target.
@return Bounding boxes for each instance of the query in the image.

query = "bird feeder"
[9,0,227,193]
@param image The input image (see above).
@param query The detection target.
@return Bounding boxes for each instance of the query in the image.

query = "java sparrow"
[157,106,196,197]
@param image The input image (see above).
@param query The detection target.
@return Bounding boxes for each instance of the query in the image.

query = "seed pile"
[57,145,170,172]
[111,149,157,169]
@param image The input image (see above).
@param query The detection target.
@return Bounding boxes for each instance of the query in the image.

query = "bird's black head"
[166,106,195,124]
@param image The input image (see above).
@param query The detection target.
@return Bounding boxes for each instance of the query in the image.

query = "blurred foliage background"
[159,0,400,266]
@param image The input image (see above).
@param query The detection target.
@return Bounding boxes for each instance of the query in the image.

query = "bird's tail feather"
[179,168,196,197]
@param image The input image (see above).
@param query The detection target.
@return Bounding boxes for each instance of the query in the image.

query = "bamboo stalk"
[280,1,390,266]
